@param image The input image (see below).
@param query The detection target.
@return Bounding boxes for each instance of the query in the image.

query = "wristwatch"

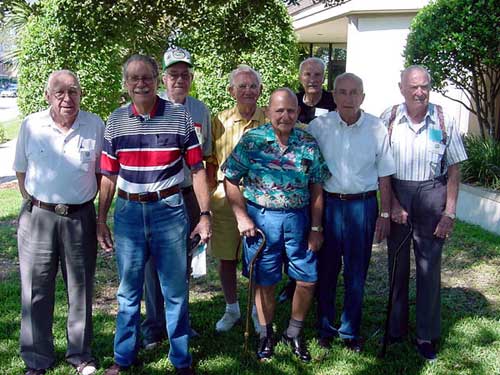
[379,212,390,219]
[443,212,456,220]
[200,210,212,218]
[311,225,323,232]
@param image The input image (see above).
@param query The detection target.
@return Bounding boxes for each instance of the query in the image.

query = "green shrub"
[461,135,500,190]
[0,126,5,143]
[174,0,299,114]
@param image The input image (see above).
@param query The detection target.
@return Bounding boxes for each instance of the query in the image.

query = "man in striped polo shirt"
[97,54,211,375]
[380,65,467,361]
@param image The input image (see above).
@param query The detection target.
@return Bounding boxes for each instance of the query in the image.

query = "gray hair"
[333,72,364,93]
[122,54,159,83]
[268,87,297,107]
[401,65,432,85]
[45,69,80,91]
[299,57,326,75]
[229,64,262,87]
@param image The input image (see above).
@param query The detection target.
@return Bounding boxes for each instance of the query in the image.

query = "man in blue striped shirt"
[97,54,211,375]
[380,65,467,361]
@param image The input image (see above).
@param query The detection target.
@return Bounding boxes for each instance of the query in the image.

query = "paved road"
[0,97,20,122]
[0,97,20,184]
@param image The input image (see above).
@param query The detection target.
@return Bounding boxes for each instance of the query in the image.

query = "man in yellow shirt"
[206,65,267,332]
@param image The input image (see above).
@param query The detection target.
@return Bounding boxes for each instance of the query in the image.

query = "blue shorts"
[242,201,317,286]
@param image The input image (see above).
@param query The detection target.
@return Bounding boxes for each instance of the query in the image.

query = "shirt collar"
[335,110,365,128]
[264,122,300,145]
[45,107,82,130]
[400,103,436,125]
[128,96,162,119]
[234,105,264,123]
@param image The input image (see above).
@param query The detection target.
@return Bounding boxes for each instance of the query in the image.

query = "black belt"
[326,190,377,201]
[31,197,92,216]
[117,186,180,202]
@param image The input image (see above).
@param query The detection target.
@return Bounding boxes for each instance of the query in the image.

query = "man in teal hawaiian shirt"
[222,88,330,363]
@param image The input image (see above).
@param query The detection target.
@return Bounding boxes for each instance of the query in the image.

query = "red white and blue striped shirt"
[101,97,203,193]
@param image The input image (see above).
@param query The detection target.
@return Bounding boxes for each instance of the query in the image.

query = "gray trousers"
[141,187,199,345]
[387,177,446,341]
[18,200,97,369]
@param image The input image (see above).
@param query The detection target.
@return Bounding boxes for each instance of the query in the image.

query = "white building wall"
[346,14,417,116]
[345,14,470,132]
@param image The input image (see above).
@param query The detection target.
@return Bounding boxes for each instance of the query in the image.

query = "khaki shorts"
[208,183,241,260]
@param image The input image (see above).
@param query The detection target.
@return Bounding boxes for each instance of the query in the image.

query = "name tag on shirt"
[315,107,329,117]
[79,139,96,162]
[431,142,446,155]
[194,122,203,144]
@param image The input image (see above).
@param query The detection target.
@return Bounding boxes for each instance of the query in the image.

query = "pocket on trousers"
[159,192,184,208]
[115,197,130,214]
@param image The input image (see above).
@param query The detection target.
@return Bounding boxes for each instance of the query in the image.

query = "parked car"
[0,87,17,97]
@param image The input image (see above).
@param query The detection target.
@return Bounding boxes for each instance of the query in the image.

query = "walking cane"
[244,228,266,352]
[379,219,413,358]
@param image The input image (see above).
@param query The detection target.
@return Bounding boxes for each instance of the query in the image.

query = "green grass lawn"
[0,116,22,143]
[0,187,499,375]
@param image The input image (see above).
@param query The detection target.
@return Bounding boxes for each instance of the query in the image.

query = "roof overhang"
[290,0,427,43]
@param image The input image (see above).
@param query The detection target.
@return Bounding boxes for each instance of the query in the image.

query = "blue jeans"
[317,194,377,340]
[113,194,191,368]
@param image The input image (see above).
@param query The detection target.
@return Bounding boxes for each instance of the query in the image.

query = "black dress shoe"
[343,338,362,353]
[25,369,46,375]
[318,336,333,349]
[415,340,437,361]
[257,336,275,361]
[277,279,296,303]
[281,333,311,362]
[175,366,195,375]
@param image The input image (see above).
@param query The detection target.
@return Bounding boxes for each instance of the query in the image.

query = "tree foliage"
[15,0,299,118]
[405,0,500,140]
[16,0,176,117]
[175,0,298,113]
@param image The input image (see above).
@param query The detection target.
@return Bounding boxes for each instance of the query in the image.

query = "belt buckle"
[339,194,347,200]
[138,192,150,203]
[55,204,69,216]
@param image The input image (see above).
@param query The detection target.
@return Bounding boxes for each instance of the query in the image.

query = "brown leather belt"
[117,185,180,202]
[326,190,377,201]
[31,197,92,216]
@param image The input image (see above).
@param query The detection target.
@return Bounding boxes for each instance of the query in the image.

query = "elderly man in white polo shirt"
[14,70,104,375]
[308,72,395,353]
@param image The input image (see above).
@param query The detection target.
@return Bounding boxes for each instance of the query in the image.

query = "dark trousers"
[18,200,97,369]
[317,194,378,340]
[141,187,199,345]
[387,178,446,341]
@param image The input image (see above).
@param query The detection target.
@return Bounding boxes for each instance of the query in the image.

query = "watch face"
[380,212,390,218]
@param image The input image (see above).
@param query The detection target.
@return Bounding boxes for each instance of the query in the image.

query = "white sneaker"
[215,311,241,332]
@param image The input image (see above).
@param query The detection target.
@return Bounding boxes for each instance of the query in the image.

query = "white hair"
[333,72,364,93]
[299,57,326,75]
[229,64,262,87]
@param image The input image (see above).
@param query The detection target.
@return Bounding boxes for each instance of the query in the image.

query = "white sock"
[226,302,240,316]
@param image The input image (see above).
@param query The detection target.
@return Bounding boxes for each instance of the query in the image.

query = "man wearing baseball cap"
[140,47,212,349]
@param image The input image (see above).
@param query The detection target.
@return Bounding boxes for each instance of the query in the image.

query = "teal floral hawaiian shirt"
[221,123,331,209]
